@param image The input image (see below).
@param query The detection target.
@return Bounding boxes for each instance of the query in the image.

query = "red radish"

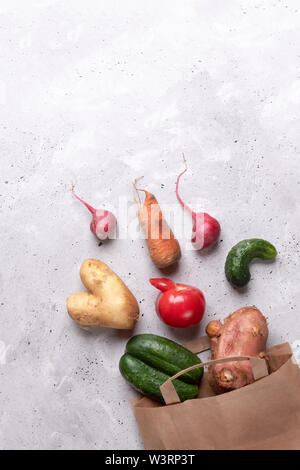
[72,185,117,240]
[176,155,221,250]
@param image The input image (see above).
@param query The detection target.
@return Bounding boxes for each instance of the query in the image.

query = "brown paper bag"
[132,337,300,450]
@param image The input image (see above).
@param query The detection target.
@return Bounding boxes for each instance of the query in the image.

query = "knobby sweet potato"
[206,306,268,394]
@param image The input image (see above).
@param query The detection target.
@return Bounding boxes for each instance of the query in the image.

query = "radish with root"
[206,306,268,394]
[176,155,221,250]
[72,185,117,240]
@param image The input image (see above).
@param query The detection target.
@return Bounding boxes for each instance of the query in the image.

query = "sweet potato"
[206,306,268,394]
[67,259,139,329]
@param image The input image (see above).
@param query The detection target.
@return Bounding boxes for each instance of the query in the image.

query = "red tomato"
[150,278,206,328]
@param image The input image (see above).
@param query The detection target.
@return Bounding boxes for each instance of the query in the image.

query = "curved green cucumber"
[225,238,277,287]
[119,334,203,403]
[119,354,198,404]
[125,334,203,385]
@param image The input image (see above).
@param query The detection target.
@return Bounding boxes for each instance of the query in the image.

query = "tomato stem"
[149,278,175,292]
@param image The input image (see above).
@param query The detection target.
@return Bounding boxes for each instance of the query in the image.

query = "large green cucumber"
[119,334,203,404]
[126,334,203,384]
[225,238,277,287]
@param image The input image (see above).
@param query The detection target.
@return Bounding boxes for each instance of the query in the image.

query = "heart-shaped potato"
[67,259,140,329]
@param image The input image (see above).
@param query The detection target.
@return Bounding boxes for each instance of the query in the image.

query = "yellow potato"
[67,259,140,329]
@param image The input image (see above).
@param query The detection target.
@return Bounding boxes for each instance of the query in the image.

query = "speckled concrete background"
[1,0,300,450]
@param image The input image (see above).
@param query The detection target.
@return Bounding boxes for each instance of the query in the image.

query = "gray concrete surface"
[1,0,300,450]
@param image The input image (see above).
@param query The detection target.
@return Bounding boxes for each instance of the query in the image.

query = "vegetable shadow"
[158,261,180,276]
[164,322,203,344]
[194,239,221,257]
[96,237,115,247]
[72,321,137,342]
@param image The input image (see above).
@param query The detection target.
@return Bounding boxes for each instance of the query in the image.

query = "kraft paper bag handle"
[160,355,269,405]
[182,335,211,354]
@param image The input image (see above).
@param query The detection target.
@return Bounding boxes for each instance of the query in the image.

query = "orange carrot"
[134,179,181,269]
